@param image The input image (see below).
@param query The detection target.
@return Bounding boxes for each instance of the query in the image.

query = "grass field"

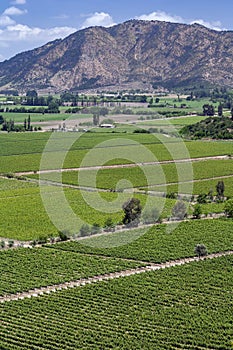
[1,255,232,349]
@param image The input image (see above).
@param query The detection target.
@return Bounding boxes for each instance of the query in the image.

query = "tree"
[216,180,225,199]
[197,193,207,204]
[142,207,159,224]
[26,90,38,98]
[172,200,187,220]
[218,104,223,117]
[224,199,233,218]
[194,244,208,258]
[122,198,142,227]
[192,204,202,219]
[90,223,100,235]
[27,115,31,131]
[93,114,100,126]
[79,224,90,237]
[104,217,115,232]
[231,107,233,121]
[202,104,215,116]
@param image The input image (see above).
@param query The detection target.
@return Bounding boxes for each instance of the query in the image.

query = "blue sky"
[0,0,232,61]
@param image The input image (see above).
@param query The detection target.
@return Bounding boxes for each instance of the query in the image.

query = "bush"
[172,200,187,220]
[194,244,208,258]
[142,207,160,224]
[224,199,233,218]
[0,240,5,249]
[58,230,69,241]
[90,223,101,235]
[104,218,115,232]
[192,204,202,219]
[79,224,91,237]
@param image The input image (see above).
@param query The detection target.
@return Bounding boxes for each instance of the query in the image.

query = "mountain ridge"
[0,19,233,92]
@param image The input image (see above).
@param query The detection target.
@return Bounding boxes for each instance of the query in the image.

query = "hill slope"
[181,116,233,139]
[1,20,233,92]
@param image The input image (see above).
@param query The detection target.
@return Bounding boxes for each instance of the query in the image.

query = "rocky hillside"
[1,19,233,92]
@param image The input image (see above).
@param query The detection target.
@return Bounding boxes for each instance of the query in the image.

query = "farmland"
[49,219,233,263]
[0,93,233,350]
[1,255,232,349]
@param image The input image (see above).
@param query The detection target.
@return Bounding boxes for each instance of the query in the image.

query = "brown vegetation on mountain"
[1,20,233,92]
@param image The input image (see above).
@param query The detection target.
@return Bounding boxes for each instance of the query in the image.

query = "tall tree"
[122,198,142,227]
[218,104,223,117]
[216,180,225,199]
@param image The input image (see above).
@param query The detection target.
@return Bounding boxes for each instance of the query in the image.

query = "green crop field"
[1,255,232,349]
[0,182,178,240]
[51,219,233,263]
[36,158,233,191]
[0,131,232,173]
[0,247,144,295]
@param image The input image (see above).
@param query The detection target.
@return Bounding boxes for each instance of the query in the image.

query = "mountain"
[1,19,233,92]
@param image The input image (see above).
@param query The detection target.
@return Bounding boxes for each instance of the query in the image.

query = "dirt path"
[15,155,230,176]
[1,250,232,304]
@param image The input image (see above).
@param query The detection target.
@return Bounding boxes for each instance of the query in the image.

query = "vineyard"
[51,219,233,263]
[0,247,144,295]
[0,121,232,349]
[1,255,232,349]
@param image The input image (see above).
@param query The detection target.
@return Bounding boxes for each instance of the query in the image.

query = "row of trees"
[203,103,233,118]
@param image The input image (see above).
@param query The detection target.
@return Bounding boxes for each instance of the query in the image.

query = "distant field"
[0,130,232,173]
[148,176,233,197]
[32,159,233,190]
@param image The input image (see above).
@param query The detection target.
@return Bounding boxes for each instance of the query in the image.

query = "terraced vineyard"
[1,256,232,349]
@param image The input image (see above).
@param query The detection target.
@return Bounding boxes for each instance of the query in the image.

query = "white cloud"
[190,19,224,31]
[0,22,76,61]
[3,6,27,16]
[0,15,15,26]
[135,11,225,31]
[81,12,115,29]
[0,24,77,42]
[11,0,26,4]
[136,11,183,24]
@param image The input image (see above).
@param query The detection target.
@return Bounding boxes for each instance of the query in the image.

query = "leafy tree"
[172,200,187,220]
[104,217,115,232]
[224,199,233,218]
[142,207,159,224]
[79,224,90,237]
[216,180,225,198]
[122,198,142,227]
[218,104,223,117]
[26,90,38,98]
[203,104,215,116]
[192,204,202,219]
[93,114,99,126]
[90,223,101,235]
[194,244,208,258]
[8,240,14,248]
[58,230,69,241]
[197,193,207,204]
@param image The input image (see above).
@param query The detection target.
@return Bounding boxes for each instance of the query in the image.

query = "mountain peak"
[0,20,232,92]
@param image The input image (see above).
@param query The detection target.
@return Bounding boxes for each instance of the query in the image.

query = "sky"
[0,0,233,62]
